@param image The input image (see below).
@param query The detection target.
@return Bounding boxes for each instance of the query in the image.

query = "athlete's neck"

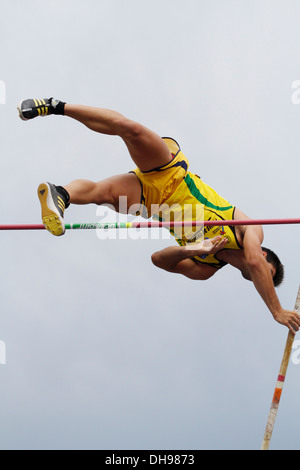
[217,249,251,281]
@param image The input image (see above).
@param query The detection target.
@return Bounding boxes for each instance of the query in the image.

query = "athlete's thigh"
[96,172,142,214]
[173,257,218,280]
[124,124,172,172]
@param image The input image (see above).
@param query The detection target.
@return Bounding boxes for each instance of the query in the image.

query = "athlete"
[17,97,300,334]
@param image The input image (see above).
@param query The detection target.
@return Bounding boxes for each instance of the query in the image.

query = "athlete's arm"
[243,226,300,334]
[151,236,226,280]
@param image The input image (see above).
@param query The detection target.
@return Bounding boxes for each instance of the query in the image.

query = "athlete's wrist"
[182,244,200,258]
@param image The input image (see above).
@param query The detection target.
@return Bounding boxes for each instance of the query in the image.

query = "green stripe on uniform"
[184,174,233,212]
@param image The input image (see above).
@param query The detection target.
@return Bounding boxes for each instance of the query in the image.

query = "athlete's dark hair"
[262,247,284,287]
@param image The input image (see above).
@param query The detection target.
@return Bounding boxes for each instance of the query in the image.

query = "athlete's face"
[262,251,276,279]
[267,261,276,279]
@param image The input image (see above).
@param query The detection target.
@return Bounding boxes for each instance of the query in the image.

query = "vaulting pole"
[1,218,300,231]
[261,285,300,450]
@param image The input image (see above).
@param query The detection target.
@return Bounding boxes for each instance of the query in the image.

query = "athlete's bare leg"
[18,99,170,233]
[63,173,142,213]
[18,99,172,207]
[64,104,172,172]
[62,104,173,210]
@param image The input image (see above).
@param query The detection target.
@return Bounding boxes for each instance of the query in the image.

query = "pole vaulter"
[5,96,300,449]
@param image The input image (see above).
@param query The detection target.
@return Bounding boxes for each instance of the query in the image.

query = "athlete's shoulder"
[233,207,264,245]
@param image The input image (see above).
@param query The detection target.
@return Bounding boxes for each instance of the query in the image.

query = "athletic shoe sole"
[37,183,65,236]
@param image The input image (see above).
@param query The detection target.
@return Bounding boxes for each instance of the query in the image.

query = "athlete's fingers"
[288,325,296,336]
[210,237,228,253]
[290,312,300,326]
[215,238,228,247]
[287,313,300,334]
[290,320,299,332]
[289,323,298,335]
[210,236,222,244]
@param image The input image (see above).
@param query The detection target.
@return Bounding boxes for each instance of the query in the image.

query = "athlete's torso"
[132,137,244,270]
[153,172,243,269]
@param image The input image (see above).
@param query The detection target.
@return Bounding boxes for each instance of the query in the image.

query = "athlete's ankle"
[55,185,70,208]
[50,98,66,115]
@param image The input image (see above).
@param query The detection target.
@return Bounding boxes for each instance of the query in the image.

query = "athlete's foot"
[17,98,65,121]
[37,182,67,236]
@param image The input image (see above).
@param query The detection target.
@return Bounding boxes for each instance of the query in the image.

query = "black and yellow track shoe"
[17,98,65,121]
[37,182,67,236]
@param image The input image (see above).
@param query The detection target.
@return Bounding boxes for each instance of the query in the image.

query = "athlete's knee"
[93,180,117,207]
[197,271,216,281]
[117,118,145,142]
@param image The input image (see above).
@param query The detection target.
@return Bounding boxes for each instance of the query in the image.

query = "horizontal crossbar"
[0,218,300,231]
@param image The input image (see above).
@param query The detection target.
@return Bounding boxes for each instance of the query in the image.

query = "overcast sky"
[0,0,300,450]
